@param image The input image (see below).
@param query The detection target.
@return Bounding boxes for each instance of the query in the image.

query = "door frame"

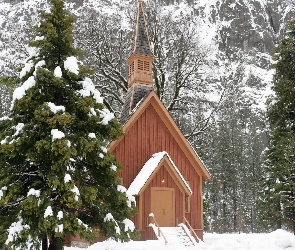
[151,187,175,226]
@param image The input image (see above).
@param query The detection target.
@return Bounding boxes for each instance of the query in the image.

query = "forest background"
[0,0,294,235]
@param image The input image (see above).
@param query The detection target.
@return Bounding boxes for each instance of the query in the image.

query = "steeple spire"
[133,0,154,56]
[126,0,155,88]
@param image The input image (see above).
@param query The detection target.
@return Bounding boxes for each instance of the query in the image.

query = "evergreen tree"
[259,17,295,234]
[0,0,138,249]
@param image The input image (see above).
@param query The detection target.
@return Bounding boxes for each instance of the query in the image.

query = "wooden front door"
[151,188,175,227]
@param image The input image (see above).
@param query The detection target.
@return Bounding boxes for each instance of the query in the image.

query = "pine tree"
[0,0,138,249]
[258,17,295,234]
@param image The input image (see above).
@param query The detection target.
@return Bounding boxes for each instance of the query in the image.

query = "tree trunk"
[276,201,282,229]
[48,235,63,250]
[42,235,48,250]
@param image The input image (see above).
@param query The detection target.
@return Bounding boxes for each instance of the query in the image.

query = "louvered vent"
[138,60,144,70]
[144,61,150,71]
[129,61,135,76]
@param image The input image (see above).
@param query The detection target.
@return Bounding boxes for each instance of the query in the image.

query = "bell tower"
[120,0,155,124]
[126,0,155,88]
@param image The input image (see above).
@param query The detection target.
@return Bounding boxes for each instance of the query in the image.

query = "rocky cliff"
[196,0,293,54]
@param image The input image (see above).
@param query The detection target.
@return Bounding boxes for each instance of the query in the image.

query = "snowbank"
[65,230,295,250]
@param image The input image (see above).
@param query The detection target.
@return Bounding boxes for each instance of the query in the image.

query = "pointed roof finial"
[133,0,154,56]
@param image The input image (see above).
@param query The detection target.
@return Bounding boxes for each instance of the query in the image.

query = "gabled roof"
[120,84,153,124]
[110,91,211,180]
[133,0,154,56]
[127,151,192,196]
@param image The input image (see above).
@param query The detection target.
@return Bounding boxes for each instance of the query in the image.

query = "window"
[185,195,190,213]
[185,180,190,213]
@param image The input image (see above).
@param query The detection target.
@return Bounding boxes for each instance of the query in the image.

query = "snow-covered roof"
[127,151,192,196]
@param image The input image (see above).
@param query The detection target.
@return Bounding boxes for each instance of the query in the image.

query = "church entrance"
[151,188,175,227]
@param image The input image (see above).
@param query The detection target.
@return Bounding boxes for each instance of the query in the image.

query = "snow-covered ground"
[66,229,295,250]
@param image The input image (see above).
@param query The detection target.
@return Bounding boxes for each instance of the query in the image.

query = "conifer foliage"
[0,0,137,249]
[259,17,295,234]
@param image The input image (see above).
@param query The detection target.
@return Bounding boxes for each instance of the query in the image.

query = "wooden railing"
[182,216,200,243]
[148,213,168,245]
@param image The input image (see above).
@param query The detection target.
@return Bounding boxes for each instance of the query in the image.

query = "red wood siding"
[111,104,203,233]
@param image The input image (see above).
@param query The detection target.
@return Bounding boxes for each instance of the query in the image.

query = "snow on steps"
[150,224,197,247]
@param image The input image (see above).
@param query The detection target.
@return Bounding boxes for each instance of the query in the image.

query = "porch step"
[151,225,196,247]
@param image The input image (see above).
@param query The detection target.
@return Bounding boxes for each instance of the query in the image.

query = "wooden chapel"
[66,1,210,246]
[108,0,211,241]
